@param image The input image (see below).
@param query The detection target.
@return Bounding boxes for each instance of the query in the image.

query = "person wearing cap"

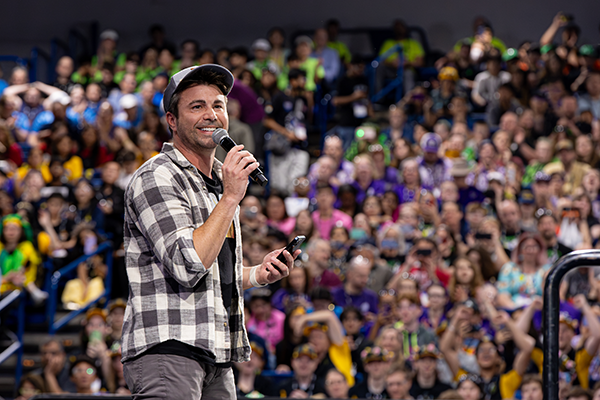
[292,35,325,93]
[529,295,600,390]
[277,343,327,398]
[246,39,279,81]
[293,309,354,387]
[121,64,298,399]
[92,29,126,73]
[577,71,600,119]
[233,340,270,398]
[518,189,537,231]
[409,343,452,399]
[450,158,485,210]
[544,139,590,195]
[113,94,142,130]
[430,66,460,118]
[416,132,453,191]
[69,354,102,394]
[348,346,392,398]
[441,303,536,400]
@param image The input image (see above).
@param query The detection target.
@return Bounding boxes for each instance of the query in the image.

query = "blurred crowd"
[2,10,600,400]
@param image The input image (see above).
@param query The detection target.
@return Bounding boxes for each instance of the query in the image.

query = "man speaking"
[121,64,297,399]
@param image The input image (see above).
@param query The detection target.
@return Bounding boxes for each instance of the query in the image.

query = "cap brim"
[163,64,234,113]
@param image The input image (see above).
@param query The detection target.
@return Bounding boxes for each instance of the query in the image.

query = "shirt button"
[224,322,227,327]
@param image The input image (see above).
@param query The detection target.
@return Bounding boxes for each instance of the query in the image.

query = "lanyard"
[403,330,419,359]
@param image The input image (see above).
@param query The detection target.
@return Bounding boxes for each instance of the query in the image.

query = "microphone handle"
[219,137,268,187]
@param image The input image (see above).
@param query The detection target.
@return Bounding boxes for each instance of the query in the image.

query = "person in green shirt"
[522,138,556,186]
[377,20,425,96]
[278,36,325,93]
[247,39,279,81]
[326,19,351,65]
[453,18,507,61]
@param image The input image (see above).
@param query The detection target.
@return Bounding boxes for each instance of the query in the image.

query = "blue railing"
[0,289,25,394]
[46,241,114,334]
[367,44,405,103]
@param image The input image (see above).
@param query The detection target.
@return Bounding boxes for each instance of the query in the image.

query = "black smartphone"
[415,248,432,256]
[475,232,492,240]
[272,235,306,272]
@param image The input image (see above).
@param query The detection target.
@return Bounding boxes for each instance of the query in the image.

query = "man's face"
[167,84,228,154]
[398,299,419,324]
[309,241,331,269]
[102,162,120,185]
[324,137,343,162]
[536,142,553,163]
[476,342,498,369]
[314,29,328,48]
[290,76,306,90]
[24,88,41,107]
[56,57,74,78]
[120,74,136,94]
[415,357,436,378]
[521,382,543,400]
[41,341,65,367]
[561,97,578,119]
[423,151,438,164]
[442,203,462,226]
[364,360,391,380]
[402,161,419,184]
[348,264,370,291]
[558,323,574,350]
[291,355,318,378]
[586,74,600,97]
[386,371,411,398]
[316,188,335,211]
[558,149,575,165]
[427,286,447,310]
[538,216,556,240]
[500,203,520,231]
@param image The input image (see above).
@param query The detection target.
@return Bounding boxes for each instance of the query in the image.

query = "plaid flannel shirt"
[121,142,251,364]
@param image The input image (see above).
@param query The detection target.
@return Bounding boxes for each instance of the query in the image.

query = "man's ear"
[165,112,177,134]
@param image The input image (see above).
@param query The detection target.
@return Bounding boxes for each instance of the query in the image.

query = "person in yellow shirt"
[15,146,52,184]
[294,310,354,387]
[528,295,600,390]
[0,214,47,303]
[440,304,536,399]
[377,19,425,96]
[52,134,83,182]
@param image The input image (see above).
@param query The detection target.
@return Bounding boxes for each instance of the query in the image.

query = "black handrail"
[50,37,70,83]
[69,29,90,65]
[543,250,600,400]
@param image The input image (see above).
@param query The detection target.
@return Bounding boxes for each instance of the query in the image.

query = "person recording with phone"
[121,64,299,400]
[394,237,451,290]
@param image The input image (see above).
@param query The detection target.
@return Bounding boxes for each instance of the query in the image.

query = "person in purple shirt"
[332,256,379,316]
[416,133,453,195]
[351,155,387,205]
[395,158,431,204]
[228,79,266,159]
[449,158,485,211]
[308,136,355,185]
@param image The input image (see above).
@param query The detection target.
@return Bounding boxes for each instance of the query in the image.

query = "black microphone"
[212,128,268,187]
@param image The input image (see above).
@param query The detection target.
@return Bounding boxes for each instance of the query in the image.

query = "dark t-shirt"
[139,169,236,368]
[348,380,389,399]
[267,91,308,132]
[336,75,370,127]
[277,375,327,398]
[409,378,452,400]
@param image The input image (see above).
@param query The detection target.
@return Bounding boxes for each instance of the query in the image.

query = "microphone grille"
[212,128,229,145]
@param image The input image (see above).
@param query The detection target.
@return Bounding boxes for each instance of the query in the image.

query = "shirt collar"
[161,142,224,178]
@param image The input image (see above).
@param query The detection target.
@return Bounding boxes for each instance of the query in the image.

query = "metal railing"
[0,289,25,393]
[543,250,600,400]
[367,44,404,103]
[46,241,114,334]
[29,46,52,83]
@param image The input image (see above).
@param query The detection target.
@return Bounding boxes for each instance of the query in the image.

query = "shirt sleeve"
[495,262,514,295]
[128,168,209,288]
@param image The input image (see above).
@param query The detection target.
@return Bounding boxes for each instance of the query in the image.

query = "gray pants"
[123,354,236,400]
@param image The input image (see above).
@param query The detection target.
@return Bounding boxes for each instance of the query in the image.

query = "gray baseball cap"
[161,64,235,113]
